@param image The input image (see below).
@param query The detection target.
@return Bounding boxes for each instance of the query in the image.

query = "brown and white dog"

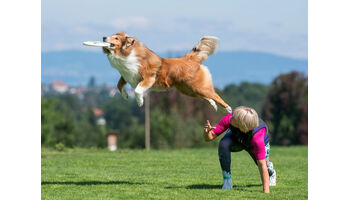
[102,32,232,113]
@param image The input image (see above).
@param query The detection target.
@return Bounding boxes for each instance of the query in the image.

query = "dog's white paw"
[208,99,218,111]
[225,106,232,113]
[135,92,144,107]
[136,96,144,107]
[134,86,145,107]
[121,89,128,100]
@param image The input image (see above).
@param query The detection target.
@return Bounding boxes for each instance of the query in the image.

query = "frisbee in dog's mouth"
[83,41,111,47]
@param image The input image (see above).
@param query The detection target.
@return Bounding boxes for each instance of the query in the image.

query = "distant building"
[108,88,135,98]
[92,107,106,126]
[69,87,77,94]
[93,108,103,117]
[109,88,117,97]
[69,86,86,94]
[50,81,68,94]
[69,86,86,99]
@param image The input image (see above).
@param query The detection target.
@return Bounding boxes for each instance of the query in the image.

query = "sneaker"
[269,170,276,186]
[222,178,233,190]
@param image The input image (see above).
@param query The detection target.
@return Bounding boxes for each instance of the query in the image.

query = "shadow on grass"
[42,180,144,186]
[165,183,261,190]
[185,184,221,189]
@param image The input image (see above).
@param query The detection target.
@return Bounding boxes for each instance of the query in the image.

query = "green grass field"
[42,146,307,200]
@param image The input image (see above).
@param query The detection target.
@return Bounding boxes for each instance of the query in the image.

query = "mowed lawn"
[42,146,307,200]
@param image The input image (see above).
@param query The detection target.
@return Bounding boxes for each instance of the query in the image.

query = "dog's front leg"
[134,76,156,107]
[117,76,128,100]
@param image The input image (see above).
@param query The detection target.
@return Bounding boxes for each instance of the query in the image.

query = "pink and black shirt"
[212,113,269,160]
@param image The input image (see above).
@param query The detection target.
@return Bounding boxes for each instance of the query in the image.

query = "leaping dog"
[102,32,232,113]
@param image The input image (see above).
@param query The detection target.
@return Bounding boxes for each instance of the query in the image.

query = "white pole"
[145,92,150,150]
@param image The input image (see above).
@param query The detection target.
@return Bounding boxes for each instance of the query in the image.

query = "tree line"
[41,71,307,149]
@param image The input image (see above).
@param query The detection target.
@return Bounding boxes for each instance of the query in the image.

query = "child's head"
[230,106,259,133]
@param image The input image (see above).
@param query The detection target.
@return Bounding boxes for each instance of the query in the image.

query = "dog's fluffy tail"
[185,36,218,63]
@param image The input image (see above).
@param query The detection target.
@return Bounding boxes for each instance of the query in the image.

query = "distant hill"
[41,50,307,88]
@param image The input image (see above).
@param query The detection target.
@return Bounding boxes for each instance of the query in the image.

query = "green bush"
[54,143,66,152]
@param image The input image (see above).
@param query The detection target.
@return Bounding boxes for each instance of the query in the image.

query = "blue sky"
[42,0,307,59]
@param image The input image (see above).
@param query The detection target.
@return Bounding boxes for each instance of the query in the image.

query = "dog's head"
[102,32,137,55]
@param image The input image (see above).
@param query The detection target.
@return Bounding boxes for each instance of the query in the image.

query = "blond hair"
[232,106,259,133]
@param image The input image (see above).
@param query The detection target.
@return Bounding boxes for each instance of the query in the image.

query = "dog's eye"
[115,37,119,40]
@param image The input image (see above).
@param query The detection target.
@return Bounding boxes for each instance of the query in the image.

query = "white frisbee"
[83,41,110,47]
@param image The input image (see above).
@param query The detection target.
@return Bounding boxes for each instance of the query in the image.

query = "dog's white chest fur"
[107,50,141,88]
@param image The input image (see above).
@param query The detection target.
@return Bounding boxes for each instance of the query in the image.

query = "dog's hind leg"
[117,76,128,100]
[134,76,156,107]
[210,92,232,113]
[198,90,232,113]
[194,65,232,113]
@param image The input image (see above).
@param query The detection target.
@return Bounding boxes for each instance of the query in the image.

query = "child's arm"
[204,113,232,140]
[251,129,270,193]
[257,159,270,193]
[203,114,232,141]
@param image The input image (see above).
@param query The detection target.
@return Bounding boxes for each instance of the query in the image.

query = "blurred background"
[41,0,307,149]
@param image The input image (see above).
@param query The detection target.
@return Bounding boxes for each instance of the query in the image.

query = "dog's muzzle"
[103,37,114,47]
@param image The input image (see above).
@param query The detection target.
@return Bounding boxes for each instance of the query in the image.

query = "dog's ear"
[124,37,135,48]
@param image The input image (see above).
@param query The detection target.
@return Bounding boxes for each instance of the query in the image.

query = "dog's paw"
[225,106,232,113]
[136,96,144,107]
[121,89,128,100]
[134,86,145,107]
[208,99,218,111]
